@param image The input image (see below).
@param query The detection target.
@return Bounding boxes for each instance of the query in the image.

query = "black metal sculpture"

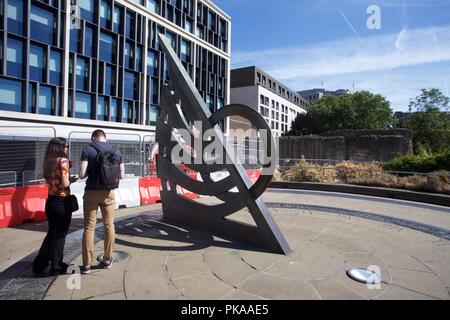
[156,34,292,255]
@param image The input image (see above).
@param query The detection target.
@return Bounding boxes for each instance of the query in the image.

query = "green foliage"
[405,89,450,153]
[288,91,397,135]
[384,149,450,173]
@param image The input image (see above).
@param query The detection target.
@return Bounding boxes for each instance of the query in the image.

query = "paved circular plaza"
[41,190,450,300]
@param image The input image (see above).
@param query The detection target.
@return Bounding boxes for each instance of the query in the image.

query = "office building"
[230,66,309,138]
[298,88,349,104]
[0,0,230,183]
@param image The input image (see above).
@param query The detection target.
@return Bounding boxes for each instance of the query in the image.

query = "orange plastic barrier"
[0,185,48,228]
[139,177,163,205]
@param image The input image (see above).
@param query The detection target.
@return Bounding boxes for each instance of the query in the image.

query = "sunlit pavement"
[1,191,450,300]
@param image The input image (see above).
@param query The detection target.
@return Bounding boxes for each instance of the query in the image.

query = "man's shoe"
[80,266,91,274]
[101,256,114,269]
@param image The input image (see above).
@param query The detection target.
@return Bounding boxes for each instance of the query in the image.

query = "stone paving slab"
[2,191,450,300]
[43,200,450,300]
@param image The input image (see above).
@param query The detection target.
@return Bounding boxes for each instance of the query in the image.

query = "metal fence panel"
[68,131,143,178]
[0,126,56,187]
[0,171,17,187]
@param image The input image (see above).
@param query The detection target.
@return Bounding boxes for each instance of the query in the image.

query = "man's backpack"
[90,143,121,190]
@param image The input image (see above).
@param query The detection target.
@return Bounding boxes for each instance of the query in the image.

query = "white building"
[229,66,308,138]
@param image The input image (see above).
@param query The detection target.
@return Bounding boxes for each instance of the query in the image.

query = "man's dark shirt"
[80,141,124,191]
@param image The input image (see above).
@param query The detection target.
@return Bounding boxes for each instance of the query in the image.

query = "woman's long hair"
[43,138,67,180]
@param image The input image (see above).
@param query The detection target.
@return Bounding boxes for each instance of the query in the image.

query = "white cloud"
[232,25,450,111]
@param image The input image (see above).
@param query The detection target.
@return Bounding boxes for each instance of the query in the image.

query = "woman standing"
[32,138,77,275]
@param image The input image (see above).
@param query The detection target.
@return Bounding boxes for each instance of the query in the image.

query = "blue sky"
[213,0,450,111]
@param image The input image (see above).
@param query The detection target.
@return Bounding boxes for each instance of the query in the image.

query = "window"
[217,98,224,110]
[147,51,158,76]
[7,0,24,35]
[207,11,215,30]
[75,91,92,119]
[220,18,227,38]
[148,0,160,14]
[28,83,36,113]
[6,37,23,78]
[122,100,132,123]
[181,39,190,62]
[196,25,205,40]
[84,26,94,57]
[76,57,89,90]
[149,77,158,104]
[111,98,118,122]
[105,65,116,96]
[30,5,56,45]
[260,95,264,105]
[49,50,61,85]
[38,86,54,115]
[70,28,80,53]
[185,17,193,34]
[126,12,135,39]
[99,32,116,63]
[124,71,137,100]
[166,31,176,49]
[0,77,22,112]
[97,96,109,121]
[135,46,142,71]
[113,5,122,33]
[148,104,159,124]
[124,41,134,69]
[100,1,111,29]
[29,44,46,82]
[78,0,94,23]
[206,94,214,112]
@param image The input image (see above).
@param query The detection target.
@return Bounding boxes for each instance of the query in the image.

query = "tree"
[287,91,396,135]
[406,89,450,153]
[408,88,449,112]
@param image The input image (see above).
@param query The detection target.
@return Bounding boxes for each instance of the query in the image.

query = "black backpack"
[90,143,121,190]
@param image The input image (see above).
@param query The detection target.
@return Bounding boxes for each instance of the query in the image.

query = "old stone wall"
[279,129,413,162]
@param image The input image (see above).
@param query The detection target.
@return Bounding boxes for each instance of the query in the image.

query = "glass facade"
[30,5,56,45]
[84,26,95,57]
[99,32,116,63]
[29,44,46,82]
[38,85,54,115]
[7,0,24,36]
[75,91,92,119]
[6,37,23,78]
[0,0,230,126]
[49,50,62,85]
[0,77,22,111]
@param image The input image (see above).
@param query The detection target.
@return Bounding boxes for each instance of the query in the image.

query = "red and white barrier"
[139,177,162,205]
[0,185,47,228]
[0,170,259,228]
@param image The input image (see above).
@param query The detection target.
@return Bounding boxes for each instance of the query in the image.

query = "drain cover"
[97,251,130,264]
[347,268,382,284]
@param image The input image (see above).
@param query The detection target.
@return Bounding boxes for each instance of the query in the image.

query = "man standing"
[78,130,125,274]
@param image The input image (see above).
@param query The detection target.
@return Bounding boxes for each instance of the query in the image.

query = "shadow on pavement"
[114,216,271,254]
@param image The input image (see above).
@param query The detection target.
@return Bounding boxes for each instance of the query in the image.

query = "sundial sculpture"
[156,34,292,255]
